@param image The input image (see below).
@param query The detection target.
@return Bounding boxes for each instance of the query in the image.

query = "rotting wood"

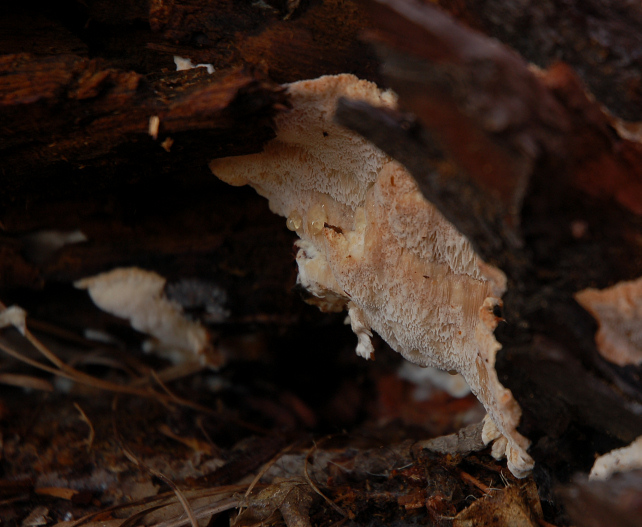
[0,55,286,198]
[436,0,642,122]
[0,0,377,313]
[336,0,642,482]
[2,1,642,526]
[147,0,379,84]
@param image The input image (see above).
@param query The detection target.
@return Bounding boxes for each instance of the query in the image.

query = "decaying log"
[436,0,642,122]
[147,0,379,83]
[0,55,286,197]
[3,1,642,524]
[0,0,377,310]
[1,1,379,82]
[336,0,642,479]
[0,52,296,318]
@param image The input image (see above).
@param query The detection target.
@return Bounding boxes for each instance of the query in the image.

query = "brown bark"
[147,0,380,83]
[337,0,642,482]
[0,55,285,197]
[436,0,642,122]
[0,1,376,318]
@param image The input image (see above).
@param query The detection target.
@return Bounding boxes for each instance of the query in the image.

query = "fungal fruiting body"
[75,267,221,367]
[575,276,642,366]
[209,74,534,477]
[590,435,642,480]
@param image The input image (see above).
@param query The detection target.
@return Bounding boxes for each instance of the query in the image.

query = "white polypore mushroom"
[209,74,533,477]
[75,267,219,366]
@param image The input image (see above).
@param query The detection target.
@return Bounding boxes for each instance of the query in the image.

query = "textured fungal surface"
[576,277,642,366]
[76,267,219,366]
[209,74,533,476]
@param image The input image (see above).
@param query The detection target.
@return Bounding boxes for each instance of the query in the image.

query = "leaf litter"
[0,302,555,526]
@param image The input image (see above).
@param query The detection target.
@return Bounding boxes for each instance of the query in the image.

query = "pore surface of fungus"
[209,74,533,477]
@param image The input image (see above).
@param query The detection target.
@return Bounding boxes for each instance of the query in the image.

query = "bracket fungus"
[209,74,533,477]
[76,267,221,367]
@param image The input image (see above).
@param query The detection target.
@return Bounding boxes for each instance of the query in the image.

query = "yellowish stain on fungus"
[286,210,303,231]
[307,203,327,235]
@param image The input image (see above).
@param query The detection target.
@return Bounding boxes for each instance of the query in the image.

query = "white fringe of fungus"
[0,305,27,335]
[590,435,642,480]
